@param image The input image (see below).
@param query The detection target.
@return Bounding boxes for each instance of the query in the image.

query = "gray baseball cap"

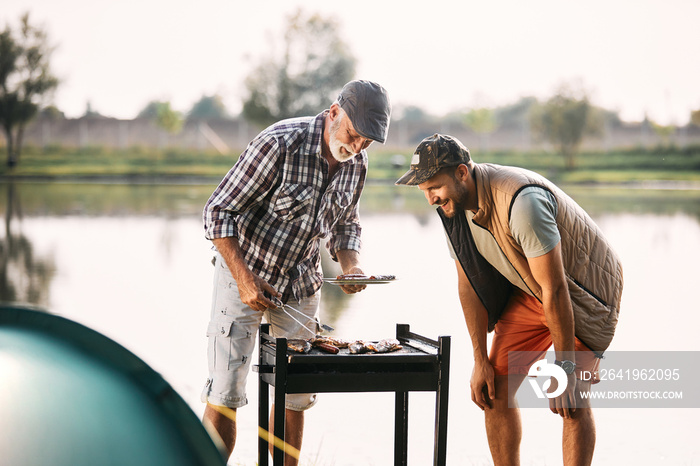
[395,133,471,186]
[337,80,391,144]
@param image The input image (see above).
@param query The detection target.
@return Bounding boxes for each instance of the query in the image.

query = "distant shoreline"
[0,173,221,186]
[3,173,700,191]
[3,144,699,188]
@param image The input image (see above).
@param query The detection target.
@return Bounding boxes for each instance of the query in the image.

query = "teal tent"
[0,304,225,466]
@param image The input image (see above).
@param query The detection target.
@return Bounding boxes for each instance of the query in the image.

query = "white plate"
[323,277,396,285]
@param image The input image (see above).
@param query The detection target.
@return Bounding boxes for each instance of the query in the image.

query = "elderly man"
[396,134,622,465]
[202,80,391,465]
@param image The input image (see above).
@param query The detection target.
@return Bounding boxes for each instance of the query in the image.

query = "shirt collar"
[304,110,327,157]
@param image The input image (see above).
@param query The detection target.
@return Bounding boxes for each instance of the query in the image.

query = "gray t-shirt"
[447,186,560,296]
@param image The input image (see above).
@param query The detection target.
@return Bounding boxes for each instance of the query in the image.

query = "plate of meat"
[323,273,397,285]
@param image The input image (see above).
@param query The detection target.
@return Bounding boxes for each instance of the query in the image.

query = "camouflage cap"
[395,133,471,186]
[337,80,391,144]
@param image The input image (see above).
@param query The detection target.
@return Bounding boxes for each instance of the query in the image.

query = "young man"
[396,134,623,465]
[202,80,391,465]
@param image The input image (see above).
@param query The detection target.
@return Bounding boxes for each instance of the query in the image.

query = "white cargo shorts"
[201,253,320,411]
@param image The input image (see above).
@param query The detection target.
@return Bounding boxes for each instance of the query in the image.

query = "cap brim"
[355,127,386,144]
[395,167,439,186]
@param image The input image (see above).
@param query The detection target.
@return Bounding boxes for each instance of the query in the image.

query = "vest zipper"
[571,277,608,307]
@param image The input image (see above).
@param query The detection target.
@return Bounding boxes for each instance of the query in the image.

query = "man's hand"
[549,372,577,418]
[338,265,367,294]
[470,359,496,410]
[212,236,280,312]
[335,250,367,295]
[236,269,280,312]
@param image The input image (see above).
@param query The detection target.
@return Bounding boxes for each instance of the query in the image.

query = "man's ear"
[329,103,341,121]
[456,164,470,182]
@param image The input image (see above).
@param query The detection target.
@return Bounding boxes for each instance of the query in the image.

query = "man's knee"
[574,380,593,410]
[493,374,526,403]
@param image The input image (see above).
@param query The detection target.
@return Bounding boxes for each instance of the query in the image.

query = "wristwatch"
[555,359,576,375]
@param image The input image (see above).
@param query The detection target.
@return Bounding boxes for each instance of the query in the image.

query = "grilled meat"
[312,336,350,348]
[287,339,312,353]
[335,273,395,280]
[348,340,370,354]
[314,342,340,354]
[366,338,403,353]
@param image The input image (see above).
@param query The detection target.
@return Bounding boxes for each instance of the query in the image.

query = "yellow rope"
[206,404,301,460]
[207,403,237,422]
[257,426,301,460]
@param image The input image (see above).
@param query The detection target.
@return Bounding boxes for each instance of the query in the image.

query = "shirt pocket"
[272,183,315,223]
[317,190,354,233]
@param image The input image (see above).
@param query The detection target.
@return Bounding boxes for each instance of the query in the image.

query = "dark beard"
[440,181,470,218]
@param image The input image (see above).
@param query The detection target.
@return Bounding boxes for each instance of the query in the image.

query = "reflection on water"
[1,184,55,306]
[2,181,700,465]
[3,181,700,312]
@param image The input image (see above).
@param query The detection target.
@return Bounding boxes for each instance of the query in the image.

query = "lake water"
[2,181,699,465]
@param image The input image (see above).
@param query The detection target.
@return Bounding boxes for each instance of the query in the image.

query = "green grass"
[1,145,235,179]
[2,144,700,185]
[368,145,700,184]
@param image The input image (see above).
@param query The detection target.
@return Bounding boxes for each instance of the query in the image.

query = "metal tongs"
[271,296,334,336]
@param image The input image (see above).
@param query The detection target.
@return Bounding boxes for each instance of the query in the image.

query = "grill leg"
[394,391,409,466]
[259,379,270,466]
[272,337,288,465]
[433,335,451,466]
[258,324,271,466]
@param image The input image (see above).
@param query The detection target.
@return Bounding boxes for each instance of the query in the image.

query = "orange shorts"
[489,288,601,382]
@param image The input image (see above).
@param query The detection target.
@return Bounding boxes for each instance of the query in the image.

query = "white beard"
[329,113,357,162]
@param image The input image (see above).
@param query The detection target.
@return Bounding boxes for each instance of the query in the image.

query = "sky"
[3,0,700,125]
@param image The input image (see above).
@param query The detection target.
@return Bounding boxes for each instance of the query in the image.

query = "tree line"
[2,10,699,171]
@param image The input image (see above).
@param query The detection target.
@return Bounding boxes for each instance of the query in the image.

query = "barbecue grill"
[254,323,451,465]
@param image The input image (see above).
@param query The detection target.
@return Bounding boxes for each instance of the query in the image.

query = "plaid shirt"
[203,111,366,302]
